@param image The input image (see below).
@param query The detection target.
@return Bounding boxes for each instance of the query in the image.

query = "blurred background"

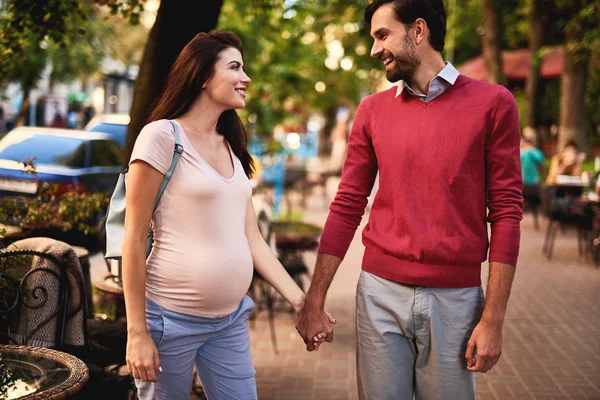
[0,1,599,399]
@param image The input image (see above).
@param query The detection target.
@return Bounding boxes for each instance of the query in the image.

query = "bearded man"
[296,1,524,399]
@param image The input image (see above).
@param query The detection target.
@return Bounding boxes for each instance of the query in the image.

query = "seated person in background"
[546,140,584,185]
[520,137,545,229]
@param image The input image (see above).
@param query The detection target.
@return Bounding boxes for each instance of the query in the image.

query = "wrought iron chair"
[0,239,87,348]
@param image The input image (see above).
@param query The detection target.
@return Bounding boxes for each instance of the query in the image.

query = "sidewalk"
[246,207,600,399]
[88,191,600,399]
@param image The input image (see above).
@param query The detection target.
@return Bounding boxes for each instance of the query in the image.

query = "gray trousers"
[356,271,484,400]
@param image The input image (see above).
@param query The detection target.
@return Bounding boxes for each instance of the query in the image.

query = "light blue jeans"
[135,296,257,400]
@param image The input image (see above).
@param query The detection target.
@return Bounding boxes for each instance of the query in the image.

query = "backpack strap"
[152,120,184,211]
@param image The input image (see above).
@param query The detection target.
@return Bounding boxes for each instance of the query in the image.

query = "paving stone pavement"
[85,180,599,399]
[237,209,600,400]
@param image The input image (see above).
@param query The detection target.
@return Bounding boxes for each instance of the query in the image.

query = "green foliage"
[95,0,145,23]
[443,0,483,64]
[3,38,47,91]
[47,14,113,85]
[586,53,600,131]
[218,0,380,135]
[538,79,561,126]
[103,11,149,69]
[0,160,109,235]
[512,88,527,128]
[556,0,600,59]
[0,0,146,86]
[0,186,109,235]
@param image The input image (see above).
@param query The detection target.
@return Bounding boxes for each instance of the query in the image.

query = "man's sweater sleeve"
[486,86,524,266]
[318,98,379,259]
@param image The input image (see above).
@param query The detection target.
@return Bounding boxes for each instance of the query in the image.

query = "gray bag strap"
[153,120,183,211]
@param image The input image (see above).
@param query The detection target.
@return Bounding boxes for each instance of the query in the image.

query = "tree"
[9,44,46,126]
[524,0,546,142]
[123,0,223,162]
[1,0,145,127]
[104,12,149,76]
[481,0,506,85]
[556,0,599,152]
[47,17,112,93]
[0,0,145,87]
[217,0,380,154]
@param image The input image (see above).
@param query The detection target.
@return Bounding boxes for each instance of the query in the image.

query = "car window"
[0,133,86,168]
[89,123,127,147]
[90,140,123,167]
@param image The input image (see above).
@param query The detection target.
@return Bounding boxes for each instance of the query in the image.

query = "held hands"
[465,319,503,373]
[295,302,337,352]
[126,331,162,382]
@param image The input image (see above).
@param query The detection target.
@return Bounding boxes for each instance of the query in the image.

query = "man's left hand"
[465,320,503,373]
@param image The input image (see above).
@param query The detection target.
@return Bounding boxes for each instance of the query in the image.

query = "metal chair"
[0,239,87,348]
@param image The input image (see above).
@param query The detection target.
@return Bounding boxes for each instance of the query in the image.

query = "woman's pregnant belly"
[145,243,254,318]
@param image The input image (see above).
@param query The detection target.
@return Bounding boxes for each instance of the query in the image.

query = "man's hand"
[465,320,503,373]
[296,302,336,351]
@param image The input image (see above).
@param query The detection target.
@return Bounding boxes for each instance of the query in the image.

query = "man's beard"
[386,39,420,83]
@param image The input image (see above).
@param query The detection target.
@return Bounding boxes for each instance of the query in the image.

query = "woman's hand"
[126,331,161,382]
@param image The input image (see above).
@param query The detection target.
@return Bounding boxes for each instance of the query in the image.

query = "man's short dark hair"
[364,0,447,53]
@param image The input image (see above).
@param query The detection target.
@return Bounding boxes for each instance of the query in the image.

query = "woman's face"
[203,47,251,110]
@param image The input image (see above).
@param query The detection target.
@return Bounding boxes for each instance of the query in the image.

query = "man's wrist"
[481,310,505,327]
[304,291,325,310]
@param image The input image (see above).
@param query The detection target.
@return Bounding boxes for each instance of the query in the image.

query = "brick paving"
[243,206,600,399]
[90,184,600,399]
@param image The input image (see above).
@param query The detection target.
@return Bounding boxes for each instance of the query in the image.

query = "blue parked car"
[84,114,130,148]
[0,127,123,198]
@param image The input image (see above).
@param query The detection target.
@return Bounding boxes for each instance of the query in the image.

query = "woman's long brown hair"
[147,30,254,177]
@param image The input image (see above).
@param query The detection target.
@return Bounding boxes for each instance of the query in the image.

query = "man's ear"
[413,18,428,45]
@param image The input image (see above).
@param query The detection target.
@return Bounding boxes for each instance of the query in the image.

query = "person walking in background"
[520,137,545,229]
[122,31,333,400]
[296,0,523,399]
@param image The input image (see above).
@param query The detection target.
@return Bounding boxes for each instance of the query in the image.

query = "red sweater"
[319,75,523,288]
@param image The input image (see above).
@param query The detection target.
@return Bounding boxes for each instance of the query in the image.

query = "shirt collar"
[395,62,460,98]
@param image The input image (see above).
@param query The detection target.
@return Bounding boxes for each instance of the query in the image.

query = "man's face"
[369,4,421,83]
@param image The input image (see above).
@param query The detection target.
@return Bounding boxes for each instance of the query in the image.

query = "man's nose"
[370,41,382,58]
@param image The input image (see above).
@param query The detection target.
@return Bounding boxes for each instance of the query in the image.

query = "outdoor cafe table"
[0,345,88,399]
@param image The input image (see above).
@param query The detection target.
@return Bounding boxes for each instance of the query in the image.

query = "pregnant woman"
[122,30,334,400]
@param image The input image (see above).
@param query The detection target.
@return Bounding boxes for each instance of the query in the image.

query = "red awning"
[458,47,564,82]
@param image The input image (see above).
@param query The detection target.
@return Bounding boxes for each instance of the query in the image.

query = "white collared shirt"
[395,62,460,102]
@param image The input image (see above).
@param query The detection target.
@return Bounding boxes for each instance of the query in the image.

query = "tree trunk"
[48,72,57,94]
[123,0,224,164]
[80,75,89,94]
[524,0,544,144]
[16,80,33,127]
[319,106,337,157]
[481,0,506,85]
[558,27,589,152]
